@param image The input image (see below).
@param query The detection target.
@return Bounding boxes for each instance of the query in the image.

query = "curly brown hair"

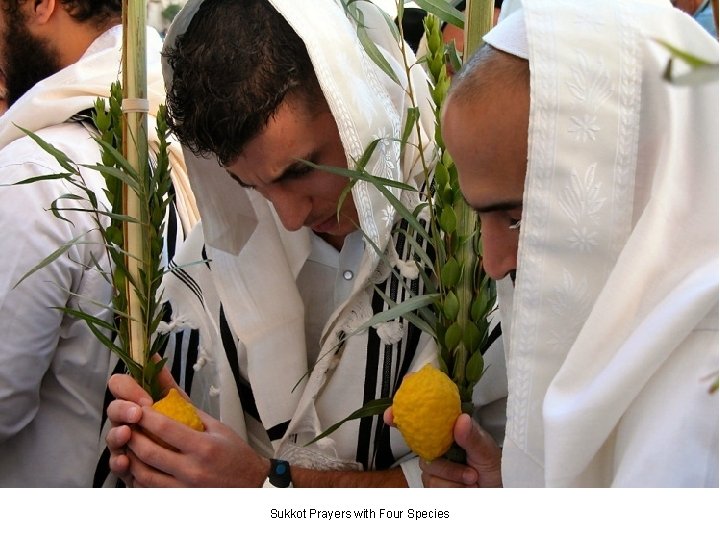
[2,0,121,25]
[164,0,325,166]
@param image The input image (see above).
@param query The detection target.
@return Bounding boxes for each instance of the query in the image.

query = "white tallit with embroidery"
[486,0,718,486]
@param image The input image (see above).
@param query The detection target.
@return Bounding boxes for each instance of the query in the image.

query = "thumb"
[454,413,503,486]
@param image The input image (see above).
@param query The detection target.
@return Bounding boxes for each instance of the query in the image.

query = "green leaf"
[655,38,717,68]
[434,162,450,190]
[440,206,457,234]
[400,107,420,151]
[445,41,463,74]
[354,138,382,171]
[440,256,460,288]
[350,293,440,336]
[442,290,459,320]
[9,173,73,185]
[305,397,393,446]
[13,231,95,288]
[463,321,482,352]
[355,10,401,86]
[16,126,80,174]
[465,350,484,385]
[444,321,462,350]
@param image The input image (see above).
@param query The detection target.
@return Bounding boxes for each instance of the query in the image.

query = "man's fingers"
[106,423,133,451]
[107,399,143,428]
[383,407,394,426]
[108,373,153,406]
[420,456,478,486]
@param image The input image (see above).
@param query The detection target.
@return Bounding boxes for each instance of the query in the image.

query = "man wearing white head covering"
[431,0,718,487]
[104,0,506,487]
[0,0,198,487]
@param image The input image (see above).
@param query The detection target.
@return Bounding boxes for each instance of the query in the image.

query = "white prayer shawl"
[486,0,718,487]
[160,0,510,478]
[0,26,200,234]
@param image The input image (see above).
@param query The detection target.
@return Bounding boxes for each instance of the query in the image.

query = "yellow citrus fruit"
[392,364,461,461]
[152,388,205,432]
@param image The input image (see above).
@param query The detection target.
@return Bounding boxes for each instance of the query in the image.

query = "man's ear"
[29,0,58,25]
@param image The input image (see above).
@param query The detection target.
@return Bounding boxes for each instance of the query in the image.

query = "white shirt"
[0,123,112,487]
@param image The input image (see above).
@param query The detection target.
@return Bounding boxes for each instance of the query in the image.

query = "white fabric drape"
[486,0,718,487]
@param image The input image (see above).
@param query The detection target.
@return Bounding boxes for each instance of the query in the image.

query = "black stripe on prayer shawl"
[168,259,205,308]
[483,321,502,354]
[202,244,211,270]
[356,219,425,470]
[164,186,179,262]
[169,326,199,393]
[267,420,290,441]
[218,304,263,424]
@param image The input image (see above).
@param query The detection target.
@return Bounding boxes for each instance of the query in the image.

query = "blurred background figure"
[673,0,718,36]
[395,1,505,54]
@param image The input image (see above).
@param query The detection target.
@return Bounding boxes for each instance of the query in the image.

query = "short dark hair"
[165,0,325,166]
[449,44,529,105]
[2,0,121,25]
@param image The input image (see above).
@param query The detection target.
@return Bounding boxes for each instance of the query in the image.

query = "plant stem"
[464,0,494,57]
[122,0,149,376]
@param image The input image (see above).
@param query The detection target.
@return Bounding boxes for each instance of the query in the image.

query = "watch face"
[269,459,292,488]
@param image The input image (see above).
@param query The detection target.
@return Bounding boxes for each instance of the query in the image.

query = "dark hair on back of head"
[449,44,529,105]
[3,0,121,25]
[165,0,325,166]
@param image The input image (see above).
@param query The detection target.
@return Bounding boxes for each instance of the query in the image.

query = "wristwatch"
[263,458,293,488]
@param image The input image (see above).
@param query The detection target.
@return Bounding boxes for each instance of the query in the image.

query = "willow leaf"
[400,107,420,150]
[10,173,72,185]
[414,0,465,29]
[378,3,402,42]
[299,160,416,192]
[396,226,435,270]
[373,286,438,340]
[355,10,401,85]
[57,307,133,365]
[373,181,433,245]
[85,163,140,193]
[16,126,80,174]
[355,138,382,171]
[350,293,439,336]
[13,231,94,288]
[305,397,393,446]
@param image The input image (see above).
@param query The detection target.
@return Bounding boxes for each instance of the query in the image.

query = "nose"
[260,184,310,232]
[479,218,519,281]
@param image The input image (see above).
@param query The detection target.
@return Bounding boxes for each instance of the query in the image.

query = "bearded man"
[0,0,198,486]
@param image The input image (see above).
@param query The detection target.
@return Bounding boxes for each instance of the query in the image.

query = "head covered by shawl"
[161,0,435,436]
[477,0,718,486]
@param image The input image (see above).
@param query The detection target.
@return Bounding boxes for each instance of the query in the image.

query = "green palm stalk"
[121,0,152,388]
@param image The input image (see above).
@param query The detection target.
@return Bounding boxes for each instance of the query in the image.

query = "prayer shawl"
[159,0,506,482]
[487,0,718,486]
